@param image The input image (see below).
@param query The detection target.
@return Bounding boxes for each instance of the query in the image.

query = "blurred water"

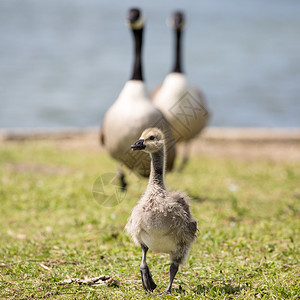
[0,0,299,128]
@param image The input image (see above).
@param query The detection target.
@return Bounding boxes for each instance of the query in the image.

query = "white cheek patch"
[166,18,186,30]
[129,17,145,30]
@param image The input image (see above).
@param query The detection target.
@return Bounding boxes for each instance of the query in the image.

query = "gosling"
[126,128,197,294]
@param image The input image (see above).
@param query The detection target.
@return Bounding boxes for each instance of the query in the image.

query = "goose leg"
[117,166,127,192]
[177,142,190,172]
[162,262,179,294]
[140,244,157,292]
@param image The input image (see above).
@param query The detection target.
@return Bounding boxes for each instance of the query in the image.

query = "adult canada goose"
[152,11,210,171]
[100,8,176,189]
[126,128,197,294]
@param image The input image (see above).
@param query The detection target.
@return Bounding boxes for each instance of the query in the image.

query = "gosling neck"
[147,147,166,190]
[172,29,183,74]
[130,28,144,81]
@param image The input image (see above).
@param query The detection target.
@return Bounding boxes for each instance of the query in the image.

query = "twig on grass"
[58,275,120,287]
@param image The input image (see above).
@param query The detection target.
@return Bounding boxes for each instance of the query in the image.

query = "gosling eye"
[149,136,155,140]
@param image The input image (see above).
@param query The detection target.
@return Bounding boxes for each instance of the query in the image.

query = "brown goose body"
[101,9,176,179]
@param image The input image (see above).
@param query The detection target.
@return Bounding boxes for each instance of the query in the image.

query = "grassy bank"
[0,140,299,299]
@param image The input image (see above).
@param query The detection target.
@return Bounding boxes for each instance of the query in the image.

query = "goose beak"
[174,18,182,28]
[128,8,140,24]
[131,139,146,151]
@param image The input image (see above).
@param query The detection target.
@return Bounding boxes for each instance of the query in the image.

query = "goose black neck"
[172,29,183,73]
[148,148,166,189]
[130,28,144,81]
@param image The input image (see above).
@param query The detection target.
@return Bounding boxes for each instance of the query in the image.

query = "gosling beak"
[131,139,146,151]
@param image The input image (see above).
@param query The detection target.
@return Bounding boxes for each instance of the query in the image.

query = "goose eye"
[149,136,155,140]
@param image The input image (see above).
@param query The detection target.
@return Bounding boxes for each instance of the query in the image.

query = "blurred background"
[0,0,299,129]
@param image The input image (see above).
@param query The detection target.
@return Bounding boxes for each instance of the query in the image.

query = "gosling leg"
[140,244,157,292]
[162,262,179,294]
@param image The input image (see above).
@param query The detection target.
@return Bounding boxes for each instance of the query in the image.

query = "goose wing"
[169,191,198,241]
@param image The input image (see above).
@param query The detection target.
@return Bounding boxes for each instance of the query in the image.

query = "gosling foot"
[140,265,157,292]
[156,289,171,296]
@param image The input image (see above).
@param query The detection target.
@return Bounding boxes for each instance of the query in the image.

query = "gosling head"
[131,128,165,153]
[169,11,185,31]
[127,8,144,30]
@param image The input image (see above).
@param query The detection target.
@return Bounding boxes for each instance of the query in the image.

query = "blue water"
[0,0,300,128]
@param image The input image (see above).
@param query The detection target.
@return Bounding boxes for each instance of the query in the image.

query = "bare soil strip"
[1,127,299,162]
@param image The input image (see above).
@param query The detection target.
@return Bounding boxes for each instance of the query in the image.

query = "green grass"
[0,140,299,299]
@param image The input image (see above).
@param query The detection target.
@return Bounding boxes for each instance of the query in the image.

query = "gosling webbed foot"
[140,265,157,292]
[156,289,171,296]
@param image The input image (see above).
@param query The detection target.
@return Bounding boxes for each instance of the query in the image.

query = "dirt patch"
[191,139,300,162]
[1,127,300,162]
[192,127,300,162]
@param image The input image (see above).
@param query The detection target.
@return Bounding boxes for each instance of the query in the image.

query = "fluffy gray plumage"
[126,128,197,294]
